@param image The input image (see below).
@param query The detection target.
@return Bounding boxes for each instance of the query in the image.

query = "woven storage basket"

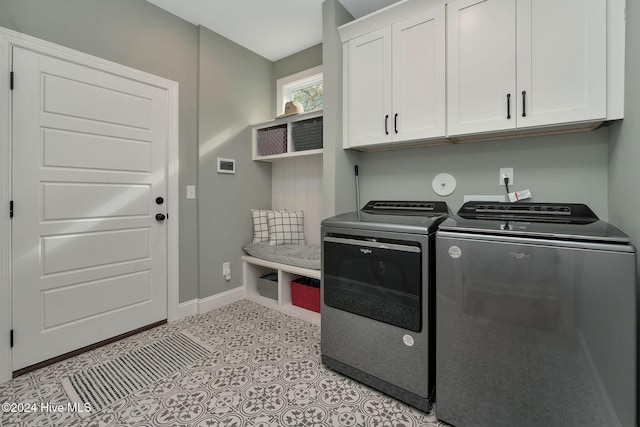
[257,125,287,156]
[292,117,323,151]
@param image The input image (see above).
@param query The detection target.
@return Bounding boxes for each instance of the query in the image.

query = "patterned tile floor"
[0,300,445,427]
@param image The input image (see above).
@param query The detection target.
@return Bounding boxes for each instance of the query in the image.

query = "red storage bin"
[290,277,320,313]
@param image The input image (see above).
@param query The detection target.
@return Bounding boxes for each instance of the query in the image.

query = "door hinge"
[9,200,13,218]
[10,71,14,90]
[10,330,13,348]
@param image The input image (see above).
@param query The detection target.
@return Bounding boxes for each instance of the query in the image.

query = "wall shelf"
[242,255,320,324]
[252,110,323,161]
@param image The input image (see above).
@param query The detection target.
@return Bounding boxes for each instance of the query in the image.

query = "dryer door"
[323,234,422,331]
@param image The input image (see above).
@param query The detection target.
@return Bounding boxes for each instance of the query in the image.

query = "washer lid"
[457,201,598,224]
[361,200,449,216]
[440,202,631,243]
[322,201,450,234]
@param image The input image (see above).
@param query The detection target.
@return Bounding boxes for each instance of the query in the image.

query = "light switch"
[186,185,196,200]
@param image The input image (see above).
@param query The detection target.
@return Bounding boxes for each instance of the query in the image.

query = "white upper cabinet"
[346,27,393,147]
[343,4,446,149]
[447,0,607,137]
[392,10,446,142]
[447,0,516,136]
[516,0,606,129]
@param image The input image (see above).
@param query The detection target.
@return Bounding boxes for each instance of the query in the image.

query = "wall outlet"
[499,168,514,185]
[223,262,231,281]
[186,185,196,200]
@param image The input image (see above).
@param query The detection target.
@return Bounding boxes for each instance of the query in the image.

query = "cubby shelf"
[252,110,323,161]
[242,255,320,324]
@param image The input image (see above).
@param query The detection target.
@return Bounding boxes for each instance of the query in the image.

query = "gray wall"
[357,129,609,218]
[322,0,360,218]
[197,26,272,298]
[273,43,322,119]
[608,3,640,424]
[274,44,322,80]
[196,30,322,299]
[0,0,201,302]
[609,2,640,246]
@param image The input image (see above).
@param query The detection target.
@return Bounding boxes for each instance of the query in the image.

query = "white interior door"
[11,46,168,370]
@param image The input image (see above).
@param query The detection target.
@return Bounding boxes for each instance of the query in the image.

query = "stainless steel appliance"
[321,200,449,412]
[436,201,636,427]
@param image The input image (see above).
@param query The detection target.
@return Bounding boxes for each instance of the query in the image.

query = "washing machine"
[436,201,636,427]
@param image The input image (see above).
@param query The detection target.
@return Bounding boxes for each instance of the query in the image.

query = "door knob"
[155,213,166,221]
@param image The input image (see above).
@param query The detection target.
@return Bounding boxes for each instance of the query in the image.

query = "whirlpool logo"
[360,248,373,255]
[510,252,530,260]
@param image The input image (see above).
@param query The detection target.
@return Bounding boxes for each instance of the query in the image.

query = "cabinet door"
[447,0,516,136]
[392,7,446,142]
[516,0,606,129]
[346,27,392,148]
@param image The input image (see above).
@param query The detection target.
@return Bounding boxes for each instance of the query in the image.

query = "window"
[277,65,323,116]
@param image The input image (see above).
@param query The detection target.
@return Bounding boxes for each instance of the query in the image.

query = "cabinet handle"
[522,91,526,117]
[394,113,398,134]
[385,115,389,135]
[507,94,511,119]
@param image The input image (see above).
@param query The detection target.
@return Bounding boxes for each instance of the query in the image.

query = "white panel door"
[392,6,446,142]
[11,47,168,370]
[347,27,392,148]
[516,0,606,128]
[447,0,516,136]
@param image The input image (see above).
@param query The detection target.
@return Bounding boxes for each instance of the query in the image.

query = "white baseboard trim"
[175,299,198,321]
[198,287,246,315]
[171,287,246,322]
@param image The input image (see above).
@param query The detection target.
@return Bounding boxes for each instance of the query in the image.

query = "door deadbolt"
[155,197,164,205]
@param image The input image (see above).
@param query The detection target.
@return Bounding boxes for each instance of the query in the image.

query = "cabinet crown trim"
[339,0,446,43]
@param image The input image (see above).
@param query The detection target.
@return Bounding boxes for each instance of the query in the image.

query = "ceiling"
[145,0,402,61]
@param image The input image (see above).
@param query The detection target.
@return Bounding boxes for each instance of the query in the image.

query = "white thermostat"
[217,157,236,174]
